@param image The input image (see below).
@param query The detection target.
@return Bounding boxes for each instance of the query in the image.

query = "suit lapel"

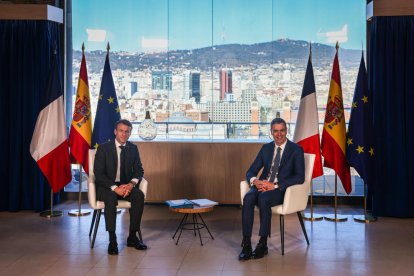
[110,140,118,170]
[267,142,275,169]
[279,140,291,169]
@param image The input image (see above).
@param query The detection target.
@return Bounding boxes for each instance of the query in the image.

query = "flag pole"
[353,181,377,223]
[40,189,63,218]
[303,179,323,221]
[68,164,91,216]
[301,42,322,221]
[324,173,348,222]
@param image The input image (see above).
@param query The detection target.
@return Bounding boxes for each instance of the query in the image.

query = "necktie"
[269,147,281,183]
[119,145,127,184]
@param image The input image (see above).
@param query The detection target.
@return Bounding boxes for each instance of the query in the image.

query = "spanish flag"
[321,43,351,194]
[69,44,92,174]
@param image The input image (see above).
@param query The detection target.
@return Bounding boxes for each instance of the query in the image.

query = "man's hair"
[115,119,133,130]
[270,118,287,129]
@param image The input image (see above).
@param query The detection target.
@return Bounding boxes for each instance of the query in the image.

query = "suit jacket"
[94,140,144,191]
[246,139,305,192]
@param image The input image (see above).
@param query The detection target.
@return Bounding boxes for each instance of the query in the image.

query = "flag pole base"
[303,212,324,221]
[68,209,91,216]
[324,214,348,222]
[353,214,377,223]
[40,210,63,218]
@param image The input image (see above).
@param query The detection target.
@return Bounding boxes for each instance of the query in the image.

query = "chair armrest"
[139,178,148,198]
[240,180,250,205]
[88,175,97,209]
[280,182,309,214]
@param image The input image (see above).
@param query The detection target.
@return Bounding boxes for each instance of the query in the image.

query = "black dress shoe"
[252,242,268,259]
[127,236,148,250]
[238,243,252,261]
[108,241,118,255]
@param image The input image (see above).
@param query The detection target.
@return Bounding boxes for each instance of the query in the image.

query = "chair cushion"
[96,200,132,209]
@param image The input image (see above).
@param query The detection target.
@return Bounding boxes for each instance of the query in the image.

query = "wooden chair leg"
[89,210,97,237]
[280,215,284,255]
[297,212,310,245]
[91,210,102,248]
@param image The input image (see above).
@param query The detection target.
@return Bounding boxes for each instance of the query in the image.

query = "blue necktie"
[269,147,281,183]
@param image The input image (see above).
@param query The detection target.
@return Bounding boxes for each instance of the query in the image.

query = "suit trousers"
[242,186,284,237]
[98,187,145,232]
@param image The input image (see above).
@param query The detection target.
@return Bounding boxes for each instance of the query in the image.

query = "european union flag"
[346,53,374,188]
[91,50,121,149]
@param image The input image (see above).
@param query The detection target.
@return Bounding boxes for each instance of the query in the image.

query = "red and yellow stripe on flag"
[69,48,92,174]
[321,45,351,194]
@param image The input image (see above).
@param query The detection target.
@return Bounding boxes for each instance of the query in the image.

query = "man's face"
[114,123,131,144]
[271,123,287,146]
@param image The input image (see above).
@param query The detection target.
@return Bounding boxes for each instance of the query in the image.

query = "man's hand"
[114,184,133,198]
[259,180,277,192]
[114,186,125,197]
[253,179,264,191]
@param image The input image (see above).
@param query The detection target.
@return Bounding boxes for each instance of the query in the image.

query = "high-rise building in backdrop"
[152,71,172,91]
[190,72,201,103]
[219,68,232,101]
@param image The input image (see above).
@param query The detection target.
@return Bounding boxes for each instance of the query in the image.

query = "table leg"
[173,213,187,239]
[194,213,203,246]
[175,214,188,245]
[192,214,197,236]
[198,213,214,240]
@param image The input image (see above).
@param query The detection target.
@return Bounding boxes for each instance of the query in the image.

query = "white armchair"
[87,149,148,248]
[240,153,315,255]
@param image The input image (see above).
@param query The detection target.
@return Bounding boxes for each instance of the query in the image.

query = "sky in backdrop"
[72,0,366,52]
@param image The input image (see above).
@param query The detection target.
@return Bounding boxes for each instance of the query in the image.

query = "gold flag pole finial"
[107,42,110,53]
[335,41,339,51]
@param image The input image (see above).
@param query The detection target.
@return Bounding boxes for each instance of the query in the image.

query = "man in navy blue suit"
[239,118,305,260]
[94,119,147,255]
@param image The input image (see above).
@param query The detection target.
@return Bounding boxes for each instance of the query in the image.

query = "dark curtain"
[370,16,414,217]
[0,20,62,212]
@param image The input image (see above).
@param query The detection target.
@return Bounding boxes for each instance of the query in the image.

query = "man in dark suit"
[239,118,305,260]
[94,119,147,255]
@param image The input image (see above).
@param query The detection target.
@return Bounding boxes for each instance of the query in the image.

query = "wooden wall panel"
[0,4,63,23]
[135,141,264,204]
[373,0,414,16]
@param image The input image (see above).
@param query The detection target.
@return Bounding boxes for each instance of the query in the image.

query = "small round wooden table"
[169,206,215,246]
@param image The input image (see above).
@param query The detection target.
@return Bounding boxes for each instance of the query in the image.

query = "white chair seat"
[95,201,130,210]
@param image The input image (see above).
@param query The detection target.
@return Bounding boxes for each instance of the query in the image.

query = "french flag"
[30,50,72,193]
[293,48,323,179]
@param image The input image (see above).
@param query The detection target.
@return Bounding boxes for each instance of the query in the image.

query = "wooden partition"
[134,141,264,204]
[372,0,414,16]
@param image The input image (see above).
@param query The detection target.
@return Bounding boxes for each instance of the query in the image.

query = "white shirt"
[267,139,287,183]
[111,140,139,191]
[111,140,125,191]
[250,139,287,185]
[114,140,124,182]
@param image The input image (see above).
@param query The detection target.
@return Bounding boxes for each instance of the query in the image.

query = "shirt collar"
[115,140,126,148]
[274,139,287,151]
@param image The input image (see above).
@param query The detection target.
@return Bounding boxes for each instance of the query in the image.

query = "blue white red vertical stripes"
[293,49,323,179]
[30,50,71,193]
